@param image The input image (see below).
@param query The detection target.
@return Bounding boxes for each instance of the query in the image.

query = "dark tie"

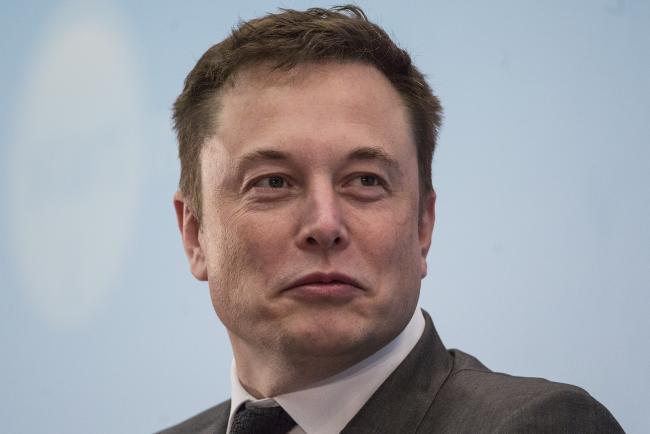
[229,404,297,434]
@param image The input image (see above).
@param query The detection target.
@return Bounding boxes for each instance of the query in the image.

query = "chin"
[277,317,386,359]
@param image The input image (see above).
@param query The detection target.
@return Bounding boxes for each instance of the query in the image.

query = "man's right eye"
[253,175,287,189]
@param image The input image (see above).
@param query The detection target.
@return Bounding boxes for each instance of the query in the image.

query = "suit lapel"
[207,401,231,434]
[341,310,453,433]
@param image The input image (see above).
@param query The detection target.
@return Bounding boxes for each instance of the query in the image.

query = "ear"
[418,189,436,279]
[173,191,208,281]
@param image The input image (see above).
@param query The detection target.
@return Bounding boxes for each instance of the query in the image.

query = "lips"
[284,272,364,299]
[287,272,363,289]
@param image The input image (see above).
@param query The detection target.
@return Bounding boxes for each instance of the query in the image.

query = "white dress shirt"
[227,308,425,434]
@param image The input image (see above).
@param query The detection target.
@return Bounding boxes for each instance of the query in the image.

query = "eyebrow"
[235,146,401,174]
[347,146,401,173]
[238,148,288,166]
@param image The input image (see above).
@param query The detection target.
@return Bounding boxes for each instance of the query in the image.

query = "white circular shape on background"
[8,3,143,329]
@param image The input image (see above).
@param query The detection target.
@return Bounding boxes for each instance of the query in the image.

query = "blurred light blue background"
[1,1,648,433]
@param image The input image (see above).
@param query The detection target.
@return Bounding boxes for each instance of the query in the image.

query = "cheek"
[201,223,247,309]
[350,203,421,273]
[381,227,421,275]
[203,210,290,292]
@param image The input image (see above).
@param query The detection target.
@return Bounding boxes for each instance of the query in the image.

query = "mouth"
[284,272,364,300]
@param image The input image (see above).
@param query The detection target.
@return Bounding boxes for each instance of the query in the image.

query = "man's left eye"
[357,174,381,187]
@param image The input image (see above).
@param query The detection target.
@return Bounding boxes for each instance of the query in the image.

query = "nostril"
[304,234,344,248]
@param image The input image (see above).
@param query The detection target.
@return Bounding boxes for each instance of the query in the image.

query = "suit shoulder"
[495,385,624,433]
[444,349,603,403]
[423,350,623,433]
[156,400,231,434]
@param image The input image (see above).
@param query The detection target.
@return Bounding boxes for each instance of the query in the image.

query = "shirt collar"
[228,308,425,434]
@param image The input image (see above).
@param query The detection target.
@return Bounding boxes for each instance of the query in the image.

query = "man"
[162,5,623,434]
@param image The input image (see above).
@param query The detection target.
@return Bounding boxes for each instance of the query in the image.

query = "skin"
[175,61,436,398]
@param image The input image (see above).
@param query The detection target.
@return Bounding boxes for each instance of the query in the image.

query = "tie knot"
[230,404,297,434]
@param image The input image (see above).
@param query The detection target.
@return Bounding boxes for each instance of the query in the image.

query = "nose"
[296,183,349,252]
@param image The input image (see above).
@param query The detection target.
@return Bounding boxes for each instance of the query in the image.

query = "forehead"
[205,61,415,167]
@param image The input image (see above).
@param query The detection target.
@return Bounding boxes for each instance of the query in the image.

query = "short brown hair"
[173,5,442,219]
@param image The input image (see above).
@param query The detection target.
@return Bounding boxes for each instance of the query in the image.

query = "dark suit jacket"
[158,310,624,433]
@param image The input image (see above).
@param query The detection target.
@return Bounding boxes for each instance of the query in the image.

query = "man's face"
[179,62,435,361]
